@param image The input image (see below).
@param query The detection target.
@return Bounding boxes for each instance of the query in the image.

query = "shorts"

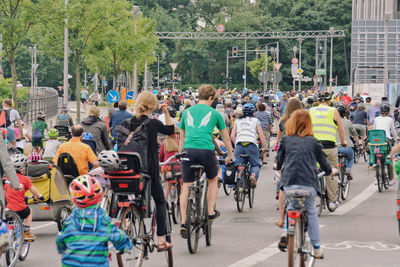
[6,127,15,142]
[181,148,218,183]
[31,138,43,148]
[16,207,31,220]
[81,98,86,104]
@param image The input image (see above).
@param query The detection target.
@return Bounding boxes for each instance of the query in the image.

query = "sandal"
[157,241,173,252]
[275,220,284,228]
[180,224,187,239]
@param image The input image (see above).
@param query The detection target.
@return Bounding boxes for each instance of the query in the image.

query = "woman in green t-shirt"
[31,112,49,153]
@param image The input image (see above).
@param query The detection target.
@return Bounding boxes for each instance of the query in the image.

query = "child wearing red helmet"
[56,175,132,267]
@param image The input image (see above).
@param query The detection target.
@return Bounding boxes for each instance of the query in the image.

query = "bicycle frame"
[189,172,208,215]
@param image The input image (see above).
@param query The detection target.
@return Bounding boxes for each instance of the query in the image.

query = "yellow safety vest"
[310,105,337,143]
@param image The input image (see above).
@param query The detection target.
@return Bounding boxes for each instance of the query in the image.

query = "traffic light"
[232,46,238,57]
[173,74,178,81]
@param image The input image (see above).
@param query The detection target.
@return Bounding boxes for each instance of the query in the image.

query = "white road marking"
[228,225,325,267]
[328,182,376,216]
[31,222,56,231]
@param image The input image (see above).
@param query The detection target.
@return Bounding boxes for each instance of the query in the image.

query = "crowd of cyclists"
[0,84,398,266]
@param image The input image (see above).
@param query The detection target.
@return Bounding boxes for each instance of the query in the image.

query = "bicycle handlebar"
[159,151,188,166]
[318,172,326,178]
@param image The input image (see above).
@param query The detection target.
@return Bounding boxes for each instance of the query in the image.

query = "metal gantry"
[155,30,345,40]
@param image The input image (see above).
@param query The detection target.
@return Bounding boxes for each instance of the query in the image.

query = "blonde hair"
[89,106,100,117]
[164,135,179,153]
[135,91,158,118]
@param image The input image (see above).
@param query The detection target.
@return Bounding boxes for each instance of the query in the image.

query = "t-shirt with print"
[5,173,32,212]
[180,104,226,150]
[81,89,88,99]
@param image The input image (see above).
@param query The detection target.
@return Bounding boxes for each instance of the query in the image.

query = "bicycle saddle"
[338,153,347,158]
[285,190,311,199]
[190,165,204,170]
[240,154,250,159]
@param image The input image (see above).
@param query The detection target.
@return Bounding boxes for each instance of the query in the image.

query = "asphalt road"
[6,156,400,267]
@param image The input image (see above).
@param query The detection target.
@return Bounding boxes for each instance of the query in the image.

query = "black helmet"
[168,108,177,118]
[318,91,332,102]
[336,103,348,117]
[307,96,315,105]
[380,103,390,114]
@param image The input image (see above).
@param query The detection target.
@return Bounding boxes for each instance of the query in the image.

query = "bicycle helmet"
[61,106,69,112]
[10,154,28,172]
[69,175,103,208]
[48,128,59,139]
[37,112,46,120]
[336,103,348,118]
[242,103,255,116]
[380,103,391,114]
[307,96,315,105]
[168,108,177,118]
[28,152,41,162]
[82,132,94,140]
[317,91,332,102]
[357,103,365,109]
[98,150,121,172]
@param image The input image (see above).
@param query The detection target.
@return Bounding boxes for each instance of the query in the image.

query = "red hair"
[285,110,313,137]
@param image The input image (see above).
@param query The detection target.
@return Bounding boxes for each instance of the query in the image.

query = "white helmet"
[98,150,121,172]
[11,154,28,172]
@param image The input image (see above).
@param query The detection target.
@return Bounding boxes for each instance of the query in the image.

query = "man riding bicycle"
[179,85,234,238]
[310,92,346,212]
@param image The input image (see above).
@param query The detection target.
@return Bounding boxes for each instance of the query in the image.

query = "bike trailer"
[25,162,72,222]
[368,130,387,145]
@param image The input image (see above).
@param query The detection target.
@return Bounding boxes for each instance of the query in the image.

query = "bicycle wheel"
[165,205,173,267]
[287,218,303,267]
[5,210,24,267]
[341,174,350,201]
[186,199,200,254]
[317,177,324,217]
[223,182,232,196]
[248,186,255,209]
[18,242,29,261]
[383,164,392,190]
[376,163,383,192]
[354,149,360,164]
[120,205,145,267]
[236,178,245,212]
[204,198,212,247]
[56,206,71,231]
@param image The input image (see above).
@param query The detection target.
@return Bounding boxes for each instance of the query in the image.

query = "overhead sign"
[216,24,225,33]
[170,63,179,71]
[107,90,119,104]
[273,63,282,71]
[292,57,298,64]
[298,68,304,74]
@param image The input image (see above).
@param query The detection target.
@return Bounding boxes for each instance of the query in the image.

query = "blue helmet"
[243,103,255,116]
[82,132,94,140]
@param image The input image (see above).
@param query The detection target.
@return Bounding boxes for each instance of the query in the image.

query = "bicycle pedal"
[25,239,35,243]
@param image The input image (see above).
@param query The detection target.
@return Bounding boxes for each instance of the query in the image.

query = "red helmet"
[69,175,103,208]
[0,128,8,140]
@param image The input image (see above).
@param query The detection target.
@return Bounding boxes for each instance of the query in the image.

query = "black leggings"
[151,176,167,237]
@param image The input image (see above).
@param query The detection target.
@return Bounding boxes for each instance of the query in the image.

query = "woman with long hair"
[159,135,180,200]
[121,91,174,251]
[276,110,336,259]
[274,97,304,228]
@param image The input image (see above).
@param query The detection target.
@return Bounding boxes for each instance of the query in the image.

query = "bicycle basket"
[223,163,236,185]
[368,130,387,145]
[105,170,145,194]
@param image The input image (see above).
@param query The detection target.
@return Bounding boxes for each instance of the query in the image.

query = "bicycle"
[161,159,182,225]
[316,171,340,216]
[105,152,186,267]
[368,130,392,193]
[235,154,255,212]
[184,159,213,254]
[283,172,325,267]
[337,153,350,201]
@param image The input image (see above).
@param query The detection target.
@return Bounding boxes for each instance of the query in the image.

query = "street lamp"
[153,51,166,90]
[329,27,335,90]
[28,45,38,90]
[132,5,140,95]
[293,46,298,91]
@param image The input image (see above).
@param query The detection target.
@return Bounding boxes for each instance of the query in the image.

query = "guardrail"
[15,87,58,125]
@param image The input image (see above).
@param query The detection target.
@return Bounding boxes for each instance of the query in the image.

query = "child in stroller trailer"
[4,154,43,240]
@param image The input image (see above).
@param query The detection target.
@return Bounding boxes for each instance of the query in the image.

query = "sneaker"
[328,201,339,212]
[278,232,287,252]
[180,224,187,239]
[250,175,257,188]
[345,168,353,180]
[313,247,324,259]
[24,230,36,241]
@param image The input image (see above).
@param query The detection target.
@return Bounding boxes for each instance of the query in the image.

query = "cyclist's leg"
[323,148,339,203]
[201,150,219,216]
[150,173,169,244]
[246,144,261,180]
[303,186,320,246]
[180,150,196,225]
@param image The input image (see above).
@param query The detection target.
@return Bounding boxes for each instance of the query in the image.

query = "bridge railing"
[15,87,58,125]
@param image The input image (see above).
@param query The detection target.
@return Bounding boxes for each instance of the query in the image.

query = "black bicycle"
[185,163,213,254]
[337,153,350,201]
[316,171,340,216]
[235,154,255,212]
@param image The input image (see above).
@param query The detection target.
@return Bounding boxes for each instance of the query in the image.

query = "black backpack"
[57,153,80,181]
[116,118,151,173]
[0,109,11,128]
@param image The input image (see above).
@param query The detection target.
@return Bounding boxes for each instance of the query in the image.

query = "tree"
[0,0,35,100]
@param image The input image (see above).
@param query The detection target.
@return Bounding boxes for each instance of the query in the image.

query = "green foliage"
[0,77,28,102]
[248,54,274,79]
